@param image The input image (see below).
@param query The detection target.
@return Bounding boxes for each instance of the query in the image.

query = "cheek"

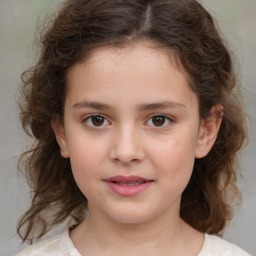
[68,133,106,163]
[68,143,104,200]
[67,136,107,186]
[150,132,197,185]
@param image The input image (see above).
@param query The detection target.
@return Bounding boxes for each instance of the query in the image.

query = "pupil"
[92,116,104,126]
[153,116,165,126]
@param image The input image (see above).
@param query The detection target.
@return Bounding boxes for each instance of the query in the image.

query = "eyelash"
[82,114,174,128]
[82,114,111,127]
[146,114,174,128]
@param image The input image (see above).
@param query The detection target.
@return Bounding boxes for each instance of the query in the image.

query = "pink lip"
[104,175,153,196]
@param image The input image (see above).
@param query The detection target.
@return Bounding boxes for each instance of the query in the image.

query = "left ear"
[195,105,223,159]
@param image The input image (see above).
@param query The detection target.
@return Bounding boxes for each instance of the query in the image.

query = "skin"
[52,43,222,256]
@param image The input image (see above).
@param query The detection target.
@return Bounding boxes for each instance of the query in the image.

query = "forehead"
[65,43,198,109]
[77,43,182,78]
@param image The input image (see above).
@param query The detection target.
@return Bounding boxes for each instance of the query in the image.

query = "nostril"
[113,157,140,164]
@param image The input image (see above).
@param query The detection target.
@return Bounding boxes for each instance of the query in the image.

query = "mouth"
[111,181,146,186]
[104,175,153,196]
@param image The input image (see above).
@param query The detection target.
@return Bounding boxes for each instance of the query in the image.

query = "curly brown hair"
[17,0,247,243]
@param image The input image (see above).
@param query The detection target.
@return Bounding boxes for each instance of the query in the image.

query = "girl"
[16,0,250,255]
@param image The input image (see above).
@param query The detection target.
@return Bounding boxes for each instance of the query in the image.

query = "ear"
[195,105,223,159]
[51,118,70,158]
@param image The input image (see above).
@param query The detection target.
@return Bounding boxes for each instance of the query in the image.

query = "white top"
[15,230,252,256]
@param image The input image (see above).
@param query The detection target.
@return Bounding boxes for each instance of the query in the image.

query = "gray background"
[0,1,255,255]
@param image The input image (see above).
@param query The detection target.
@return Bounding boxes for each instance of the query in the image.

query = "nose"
[109,125,145,165]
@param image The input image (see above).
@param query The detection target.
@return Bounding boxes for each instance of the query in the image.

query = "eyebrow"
[72,100,185,111]
[137,101,185,111]
[72,100,111,110]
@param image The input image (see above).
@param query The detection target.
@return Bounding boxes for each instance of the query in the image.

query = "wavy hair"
[17,0,247,243]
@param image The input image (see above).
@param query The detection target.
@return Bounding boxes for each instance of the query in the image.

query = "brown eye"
[146,115,172,127]
[84,115,110,127]
[91,115,104,126]
[152,116,166,126]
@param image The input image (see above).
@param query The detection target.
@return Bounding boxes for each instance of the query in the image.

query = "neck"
[70,206,203,256]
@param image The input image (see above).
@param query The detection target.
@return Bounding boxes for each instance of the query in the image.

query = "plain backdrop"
[0,0,255,255]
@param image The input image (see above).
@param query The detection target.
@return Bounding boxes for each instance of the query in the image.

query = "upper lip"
[105,175,152,183]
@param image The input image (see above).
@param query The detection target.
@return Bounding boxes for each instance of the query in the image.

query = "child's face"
[53,44,217,224]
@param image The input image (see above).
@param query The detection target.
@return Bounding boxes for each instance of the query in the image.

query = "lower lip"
[105,181,152,196]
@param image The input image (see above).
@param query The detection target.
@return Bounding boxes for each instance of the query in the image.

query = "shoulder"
[15,231,71,256]
[198,234,252,256]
